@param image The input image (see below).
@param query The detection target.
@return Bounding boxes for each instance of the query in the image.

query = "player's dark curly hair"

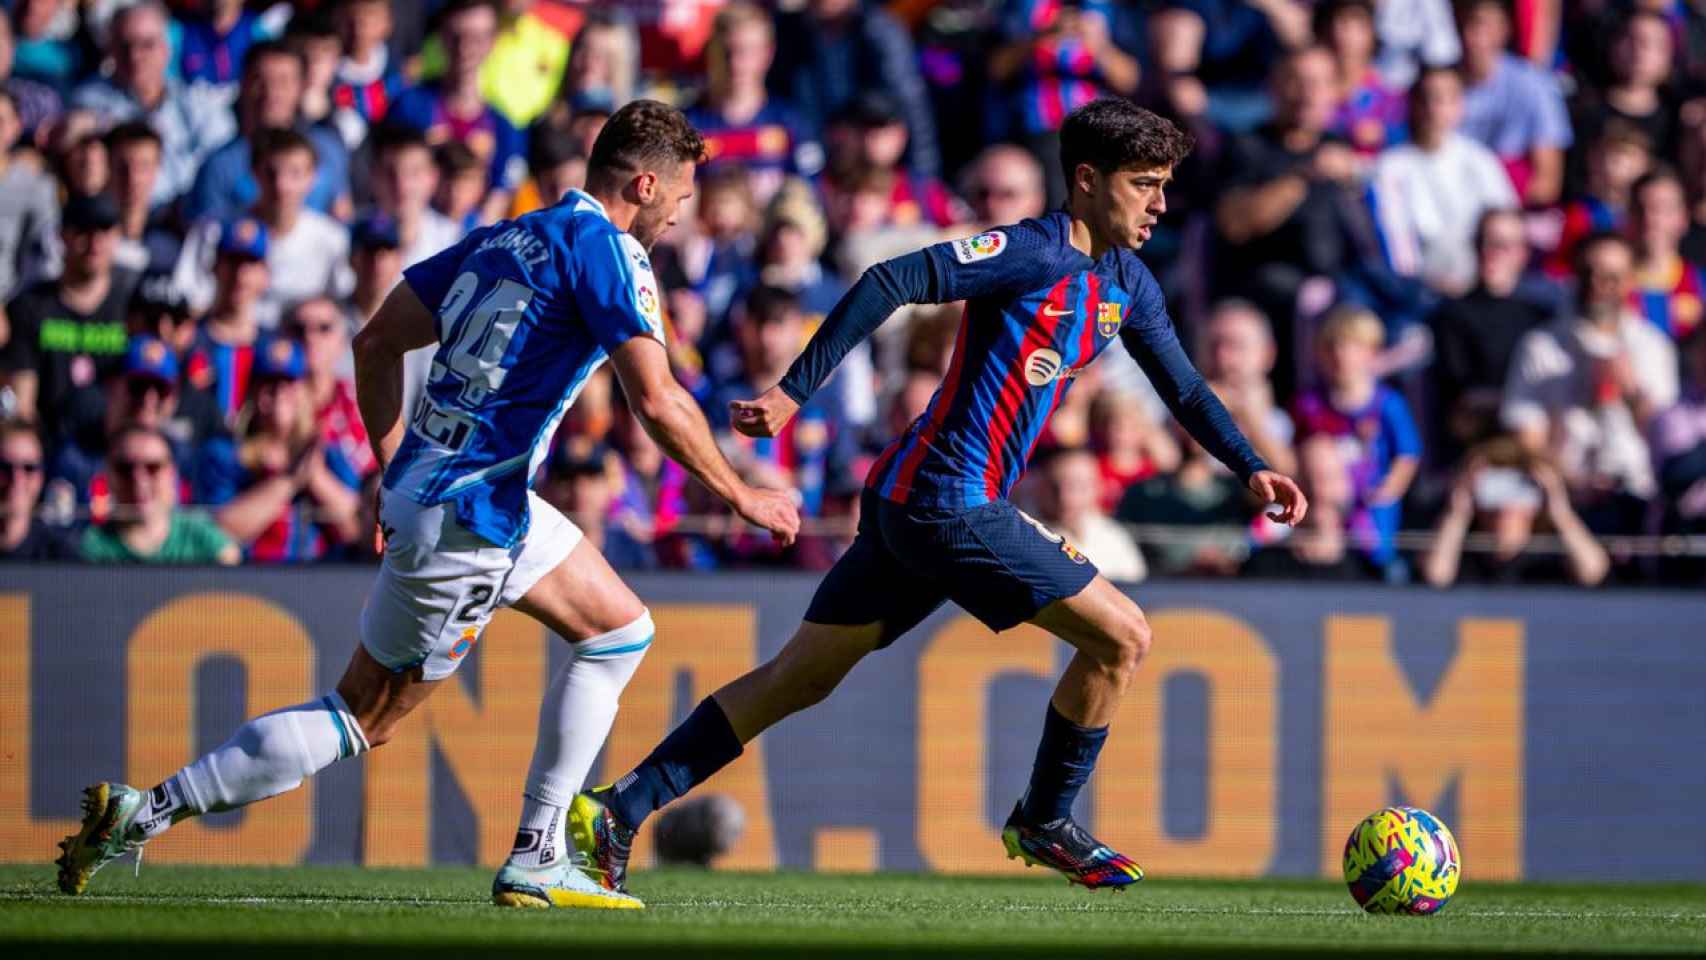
[1058,99,1194,190]
[586,100,706,188]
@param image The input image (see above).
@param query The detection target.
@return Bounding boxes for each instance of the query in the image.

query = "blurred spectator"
[677,164,760,331]
[1455,0,1571,206]
[1215,46,1381,399]
[1369,0,1458,90]
[686,3,823,206]
[1429,208,1556,461]
[603,393,667,570]
[389,0,526,223]
[282,296,374,481]
[1199,298,1296,477]
[329,0,405,150]
[433,139,488,231]
[1032,445,1145,583]
[56,127,107,197]
[1241,434,1382,580]
[0,193,135,445]
[176,0,282,95]
[1629,168,1704,341]
[44,334,192,522]
[106,122,181,276]
[198,336,363,563]
[368,124,463,268]
[182,217,270,422]
[10,0,89,97]
[185,40,353,223]
[1087,389,1179,514]
[821,92,970,232]
[80,422,239,565]
[1369,66,1516,297]
[454,0,571,129]
[0,87,60,301]
[771,0,941,178]
[556,10,638,113]
[1545,121,1653,279]
[126,274,223,447]
[1292,305,1421,574]
[960,143,1047,228]
[1503,232,1679,527]
[988,0,1138,206]
[1569,10,1679,194]
[1148,0,1312,135]
[1117,420,1253,577]
[1317,0,1406,157]
[507,132,585,217]
[712,286,843,523]
[70,2,235,208]
[348,214,403,321]
[1650,324,1706,582]
[286,10,343,131]
[1420,437,1610,588]
[0,418,77,561]
[0,13,65,141]
[176,128,354,327]
[539,450,613,553]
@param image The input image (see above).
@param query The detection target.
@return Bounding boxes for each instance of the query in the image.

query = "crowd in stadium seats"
[1,0,1704,587]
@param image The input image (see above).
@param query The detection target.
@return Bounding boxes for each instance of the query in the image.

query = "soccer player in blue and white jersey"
[571,100,1309,894]
[55,101,800,910]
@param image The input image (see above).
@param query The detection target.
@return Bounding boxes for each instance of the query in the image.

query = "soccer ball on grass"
[1342,805,1460,915]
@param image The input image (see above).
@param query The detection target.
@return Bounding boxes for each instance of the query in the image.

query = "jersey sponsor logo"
[1040,305,1072,317]
[1097,302,1122,338]
[952,230,1006,263]
[1022,347,1083,387]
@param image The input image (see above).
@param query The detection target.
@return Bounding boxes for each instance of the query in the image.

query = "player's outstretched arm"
[353,282,439,473]
[610,337,801,545]
[757,250,940,436]
[1120,302,1308,526]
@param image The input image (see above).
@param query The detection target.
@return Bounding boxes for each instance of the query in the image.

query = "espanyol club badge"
[1097,302,1121,338]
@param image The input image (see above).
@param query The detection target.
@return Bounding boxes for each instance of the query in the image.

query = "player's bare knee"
[1109,611,1151,682]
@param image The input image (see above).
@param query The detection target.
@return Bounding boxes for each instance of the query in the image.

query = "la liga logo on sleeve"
[952,231,1007,263]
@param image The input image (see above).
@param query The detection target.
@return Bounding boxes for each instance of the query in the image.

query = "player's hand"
[736,486,802,547]
[1249,470,1308,526]
[729,386,801,439]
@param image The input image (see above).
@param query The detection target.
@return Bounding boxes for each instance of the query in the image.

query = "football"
[1342,806,1461,915]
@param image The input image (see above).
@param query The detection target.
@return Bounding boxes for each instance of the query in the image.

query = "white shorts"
[360,490,583,680]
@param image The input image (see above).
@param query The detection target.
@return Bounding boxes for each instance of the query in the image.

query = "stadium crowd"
[0,0,1704,587]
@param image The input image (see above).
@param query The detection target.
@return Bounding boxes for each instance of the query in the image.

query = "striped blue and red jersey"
[780,212,1267,510]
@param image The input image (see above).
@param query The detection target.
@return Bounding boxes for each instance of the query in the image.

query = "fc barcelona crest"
[1097,302,1122,338]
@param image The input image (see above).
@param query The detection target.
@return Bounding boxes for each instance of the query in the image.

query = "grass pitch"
[2,865,1703,958]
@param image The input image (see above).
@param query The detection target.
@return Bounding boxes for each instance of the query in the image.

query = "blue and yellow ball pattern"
[1342,806,1460,915]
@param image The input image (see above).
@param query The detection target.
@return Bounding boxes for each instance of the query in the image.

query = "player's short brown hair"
[586,99,705,187]
[1059,98,1193,188]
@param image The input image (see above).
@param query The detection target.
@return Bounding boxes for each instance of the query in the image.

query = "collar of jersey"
[566,189,609,221]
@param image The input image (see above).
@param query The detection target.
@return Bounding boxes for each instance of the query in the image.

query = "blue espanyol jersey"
[385,190,664,546]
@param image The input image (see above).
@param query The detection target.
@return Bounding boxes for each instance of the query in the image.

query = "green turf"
[2,865,1703,959]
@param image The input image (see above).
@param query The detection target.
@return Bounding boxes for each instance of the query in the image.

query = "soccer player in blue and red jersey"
[571,99,1308,895]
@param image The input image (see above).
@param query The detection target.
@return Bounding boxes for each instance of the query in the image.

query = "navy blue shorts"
[805,489,1099,647]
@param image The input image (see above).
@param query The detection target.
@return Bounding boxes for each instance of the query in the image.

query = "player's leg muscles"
[714,620,885,740]
[1015,576,1152,826]
[1030,576,1152,727]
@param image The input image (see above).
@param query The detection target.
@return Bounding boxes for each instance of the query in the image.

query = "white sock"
[508,796,567,868]
[174,691,370,816]
[521,610,653,810]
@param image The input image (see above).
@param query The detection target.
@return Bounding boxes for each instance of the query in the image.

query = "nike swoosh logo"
[1040,306,1072,316]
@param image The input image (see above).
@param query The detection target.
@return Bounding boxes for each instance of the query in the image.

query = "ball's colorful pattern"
[1342,806,1460,915]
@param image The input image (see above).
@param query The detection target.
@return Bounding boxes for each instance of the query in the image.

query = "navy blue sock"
[606,697,744,832]
[1019,704,1109,825]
